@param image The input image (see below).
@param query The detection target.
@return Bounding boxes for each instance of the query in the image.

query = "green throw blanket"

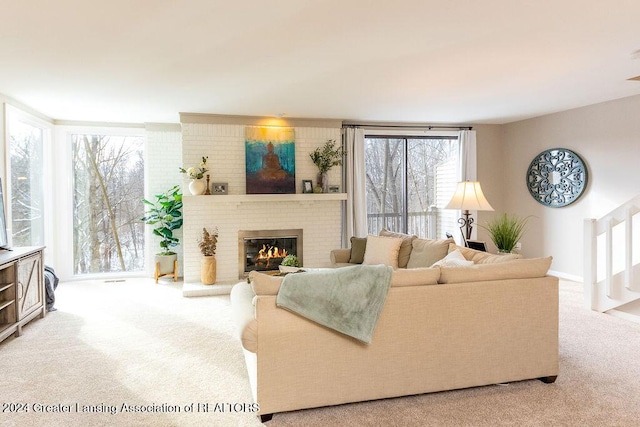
[276,264,393,344]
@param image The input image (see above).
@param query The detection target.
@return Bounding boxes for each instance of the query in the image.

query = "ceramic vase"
[189,179,206,195]
[317,172,329,193]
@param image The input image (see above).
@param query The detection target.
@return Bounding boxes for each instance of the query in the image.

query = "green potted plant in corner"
[481,213,530,254]
[141,185,183,281]
[198,227,218,285]
[309,139,346,193]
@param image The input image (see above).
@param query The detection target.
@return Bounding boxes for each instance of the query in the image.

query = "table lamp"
[445,181,494,246]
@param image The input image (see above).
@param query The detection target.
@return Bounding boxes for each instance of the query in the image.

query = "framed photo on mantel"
[212,182,228,195]
[302,180,313,194]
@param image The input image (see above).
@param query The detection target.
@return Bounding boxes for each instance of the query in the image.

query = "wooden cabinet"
[0,247,45,344]
[0,264,17,341]
[17,252,43,322]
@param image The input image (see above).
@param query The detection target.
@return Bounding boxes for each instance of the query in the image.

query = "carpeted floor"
[2,278,640,426]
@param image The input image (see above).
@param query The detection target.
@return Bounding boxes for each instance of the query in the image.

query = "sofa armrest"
[230,282,256,336]
[330,248,351,265]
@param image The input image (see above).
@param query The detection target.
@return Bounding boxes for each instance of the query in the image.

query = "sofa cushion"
[438,256,553,284]
[249,271,284,295]
[391,267,440,287]
[363,234,404,269]
[431,249,474,267]
[379,229,417,268]
[406,237,454,268]
[450,243,522,264]
[348,236,367,264]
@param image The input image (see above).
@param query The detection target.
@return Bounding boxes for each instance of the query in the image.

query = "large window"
[7,108,48,247]
[364,136,459,239]
[72,133,145,274]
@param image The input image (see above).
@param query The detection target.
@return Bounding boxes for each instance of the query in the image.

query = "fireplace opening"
[238,229,303,277]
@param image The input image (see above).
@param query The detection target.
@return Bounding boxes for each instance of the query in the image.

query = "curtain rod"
[342,124,473,131]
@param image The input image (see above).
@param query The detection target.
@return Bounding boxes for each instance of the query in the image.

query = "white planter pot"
[155,253,177,275]
[189,179,206,195]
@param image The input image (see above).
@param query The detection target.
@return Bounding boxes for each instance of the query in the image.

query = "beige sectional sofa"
[230,234,559,422]
[231,230,558,420]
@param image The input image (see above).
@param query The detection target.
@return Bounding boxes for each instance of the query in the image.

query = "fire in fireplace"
[238,229,303,277]
[254,244,289,269]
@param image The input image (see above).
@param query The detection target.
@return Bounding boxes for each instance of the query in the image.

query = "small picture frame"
[466,240,487,252]
[302,180,313,194]
[212,182,228,195]
[328,185,340,193]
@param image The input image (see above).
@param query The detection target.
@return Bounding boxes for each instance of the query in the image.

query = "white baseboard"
[606,309,640,325]
[182,282,234,297]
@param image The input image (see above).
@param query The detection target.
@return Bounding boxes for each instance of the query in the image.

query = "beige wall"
[501,94,640,278]
[474,124,506,252]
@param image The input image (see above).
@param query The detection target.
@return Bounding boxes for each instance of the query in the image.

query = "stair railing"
[584,194,640,312]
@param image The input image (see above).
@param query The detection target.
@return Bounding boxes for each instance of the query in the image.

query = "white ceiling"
[2,1,640,125]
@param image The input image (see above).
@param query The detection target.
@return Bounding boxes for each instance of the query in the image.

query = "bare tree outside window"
[365,137,458,238]
[72,134,145,274]
[9,119,45,247]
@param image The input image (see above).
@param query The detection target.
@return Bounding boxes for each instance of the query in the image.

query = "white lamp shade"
[445,181,494,211]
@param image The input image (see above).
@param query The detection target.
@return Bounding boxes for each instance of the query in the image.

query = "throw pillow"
[406,237,454,268]
[431,249,475,267]
[348,236,367,264]
[379,229,417,268]
[391,267,440,287]
[449,243,522,264]
[249,271,284,295]
[363,234,404,269]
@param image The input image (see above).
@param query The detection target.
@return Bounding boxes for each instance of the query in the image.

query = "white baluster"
[606,218,613,298]
[583,219,597,310]
[625,207,633,290]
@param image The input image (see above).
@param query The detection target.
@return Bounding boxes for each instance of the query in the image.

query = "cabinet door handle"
[17,282,23,298]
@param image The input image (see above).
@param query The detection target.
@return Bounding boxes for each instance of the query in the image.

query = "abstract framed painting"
[245,126,295,194]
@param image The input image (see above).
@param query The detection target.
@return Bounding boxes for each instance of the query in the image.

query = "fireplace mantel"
[183,193,347,204]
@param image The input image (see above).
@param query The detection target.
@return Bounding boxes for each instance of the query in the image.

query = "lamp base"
[457,210,474,247]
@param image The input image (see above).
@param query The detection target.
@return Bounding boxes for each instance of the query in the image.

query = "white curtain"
[458,129,477,181]
[344,127,367,245]
[456,129,478,242]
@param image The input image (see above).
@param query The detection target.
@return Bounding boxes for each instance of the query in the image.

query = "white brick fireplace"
[180,114,345,289]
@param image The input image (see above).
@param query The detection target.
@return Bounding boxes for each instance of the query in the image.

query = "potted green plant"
[198,227,218,285]
[279,254,301,273]
[141,185,183,279]
[309,140,346,193]
[481,213,530,253]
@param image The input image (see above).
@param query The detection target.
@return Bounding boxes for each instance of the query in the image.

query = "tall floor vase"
[201,256,217,285]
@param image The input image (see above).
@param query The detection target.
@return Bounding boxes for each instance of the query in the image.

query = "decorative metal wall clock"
[526,148,588,208]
